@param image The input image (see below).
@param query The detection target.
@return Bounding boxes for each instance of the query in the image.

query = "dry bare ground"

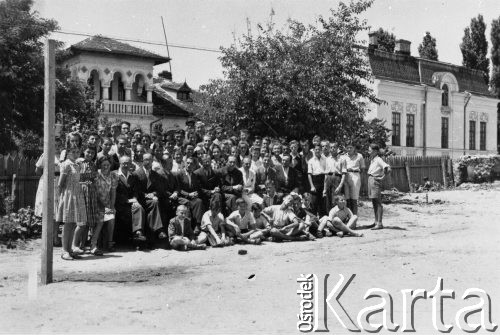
[1,184,499,334]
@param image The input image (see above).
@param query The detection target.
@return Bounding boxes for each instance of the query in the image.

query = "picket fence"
[0,154,40,212]
[0,154,452,211]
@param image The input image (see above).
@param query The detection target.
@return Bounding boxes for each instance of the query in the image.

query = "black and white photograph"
[1,0,500,333]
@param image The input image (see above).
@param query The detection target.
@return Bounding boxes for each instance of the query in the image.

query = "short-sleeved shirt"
[329,206,353,223]
[307,156,327,175]
[344,153,365,172]
[367,156,390,179]
[263,205,297,228]
[226,210,255,230]
[325,155,347,175]
[201,210,225,232]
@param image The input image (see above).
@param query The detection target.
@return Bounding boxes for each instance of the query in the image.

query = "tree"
[0,0,100,156]
[197,0,388,145]
[418,31,438,61]
[490,17,500,98]
[460,14,489,83]
[376,27,396,53]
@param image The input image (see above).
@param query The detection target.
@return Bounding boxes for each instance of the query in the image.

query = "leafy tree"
[490,17,500,98]
[460,14,489,83]
[375,27,396,53]
[0,0,99,156]
[418,31,438,61]
[197,0,388,146]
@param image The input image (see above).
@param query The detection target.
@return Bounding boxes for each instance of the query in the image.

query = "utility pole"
[41,39,56,285]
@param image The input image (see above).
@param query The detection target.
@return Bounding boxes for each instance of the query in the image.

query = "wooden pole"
[41,39,56,285]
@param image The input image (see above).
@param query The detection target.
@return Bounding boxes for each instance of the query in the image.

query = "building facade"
[63,35,193,133]
[366,33,499,158]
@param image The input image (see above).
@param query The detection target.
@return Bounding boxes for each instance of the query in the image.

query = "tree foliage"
[490,17,500,98]
[0,0,99,156]
[460,14,490,83]
[418,31,438,61]
[197,0,388,146]
[375,27,396,53]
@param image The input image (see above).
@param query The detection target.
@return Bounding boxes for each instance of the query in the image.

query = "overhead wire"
[52,30,222,53]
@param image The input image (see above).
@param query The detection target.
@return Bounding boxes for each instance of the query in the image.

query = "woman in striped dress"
[73,145,100,253]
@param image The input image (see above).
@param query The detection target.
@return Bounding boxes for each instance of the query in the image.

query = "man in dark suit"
[114,156,146,244]
[262,180,284,208]
[219,155,243,214]
[275,154,300,194]
[255,154,278,195]
[132,153,167,241]
[175,157,204,231]
[194,154,223,209]
[153,154,180,230]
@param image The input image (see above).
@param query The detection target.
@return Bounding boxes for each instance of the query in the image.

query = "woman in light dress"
[34,137,63,246]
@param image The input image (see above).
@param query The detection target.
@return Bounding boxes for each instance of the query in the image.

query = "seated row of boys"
[167,192,363,250]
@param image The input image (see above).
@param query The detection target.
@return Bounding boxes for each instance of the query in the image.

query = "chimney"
[368,32,378,50]
[395,39,411,55]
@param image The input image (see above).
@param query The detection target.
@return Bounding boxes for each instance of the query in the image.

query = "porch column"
[125,88,132,101]
[146,89,153,103]
[102,85,110,100]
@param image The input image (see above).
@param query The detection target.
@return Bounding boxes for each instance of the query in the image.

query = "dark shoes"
[134,230,147,242]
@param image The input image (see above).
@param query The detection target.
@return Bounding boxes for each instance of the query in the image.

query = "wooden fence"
[0,154,39,211]
[360,156,452,196]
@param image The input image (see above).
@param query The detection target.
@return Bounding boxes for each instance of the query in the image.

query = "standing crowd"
[35,120,391,260]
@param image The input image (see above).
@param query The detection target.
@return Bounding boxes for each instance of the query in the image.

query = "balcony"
[102,100,153,116]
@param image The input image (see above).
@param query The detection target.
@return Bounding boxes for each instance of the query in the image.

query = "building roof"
[155,80,192,92]
[70,35,170,65]
[152,82,199,117]
[367,48,492,96]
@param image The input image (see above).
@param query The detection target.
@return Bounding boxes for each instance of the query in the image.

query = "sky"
[34,0,500,89]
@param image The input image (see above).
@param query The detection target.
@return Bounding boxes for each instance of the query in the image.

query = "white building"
[63,35,194,133]
[366,33,499,158]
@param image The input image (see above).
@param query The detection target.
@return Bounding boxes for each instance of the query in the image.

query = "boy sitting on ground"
[168,205,207,250]
[249,203,272,242]
[225,198,261,244]
[317,195,363,238]
[198,199,233,247]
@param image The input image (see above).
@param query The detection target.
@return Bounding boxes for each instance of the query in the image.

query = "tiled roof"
[367,49,491,96]
[70,35,170,65]
[160,81,192,92]
[152,83,198,117]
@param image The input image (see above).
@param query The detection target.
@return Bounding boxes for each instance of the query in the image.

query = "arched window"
[442,84,449,107]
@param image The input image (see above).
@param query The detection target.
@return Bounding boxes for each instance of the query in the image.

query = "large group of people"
[35,120,391,260]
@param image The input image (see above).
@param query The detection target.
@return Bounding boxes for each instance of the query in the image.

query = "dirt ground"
[1,184,499,334]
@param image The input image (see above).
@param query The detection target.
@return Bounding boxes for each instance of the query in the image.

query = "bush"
[0,207,42,243]
[453,155,499,185]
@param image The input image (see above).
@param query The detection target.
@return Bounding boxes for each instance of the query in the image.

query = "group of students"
[35,120,391,260]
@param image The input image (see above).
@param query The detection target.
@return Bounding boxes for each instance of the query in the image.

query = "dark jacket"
[219,167,243,195]
[168,217,194,241]
[194,167,221,199]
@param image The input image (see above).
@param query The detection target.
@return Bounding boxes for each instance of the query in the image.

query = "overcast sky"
[34,0,500,89]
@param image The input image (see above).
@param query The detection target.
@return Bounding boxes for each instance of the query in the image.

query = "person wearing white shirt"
[239,157,263,207]
[323,142,347,211]
[307,145,327,216]
[366,143,391,230]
